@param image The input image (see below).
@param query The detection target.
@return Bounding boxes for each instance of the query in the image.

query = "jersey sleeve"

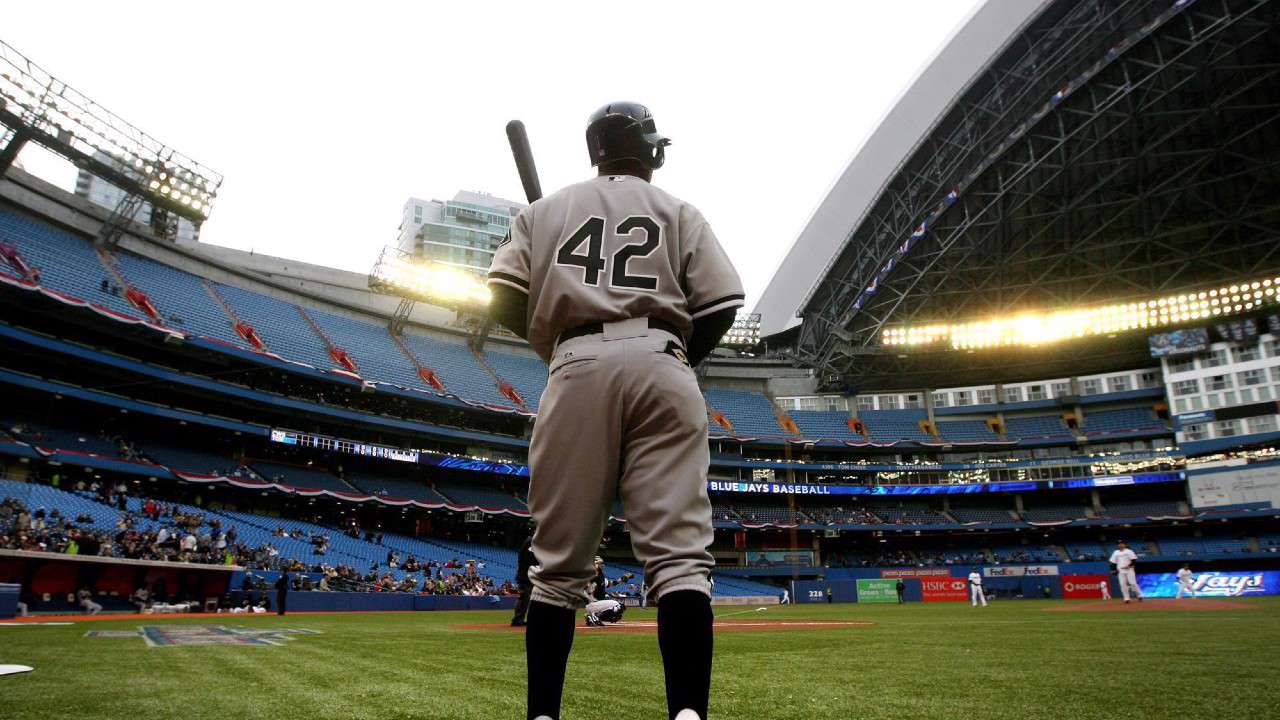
[487,208,532,295]
[680,208,744,319]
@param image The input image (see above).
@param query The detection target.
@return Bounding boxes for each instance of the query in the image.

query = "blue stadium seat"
[790,410,859,440]
[0,208,137,318]
[1082,407,1165,434]
[858,410,932,442]
[1004,415,1071,440]
[936,419,1000,442]
[703,389,788,436]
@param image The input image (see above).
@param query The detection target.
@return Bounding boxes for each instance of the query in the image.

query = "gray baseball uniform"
[487,174,743,609]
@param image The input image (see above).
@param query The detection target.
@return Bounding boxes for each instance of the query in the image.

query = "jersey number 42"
[556,216,661,292]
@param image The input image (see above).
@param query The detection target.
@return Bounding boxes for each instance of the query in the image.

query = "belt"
[558,317,684,345]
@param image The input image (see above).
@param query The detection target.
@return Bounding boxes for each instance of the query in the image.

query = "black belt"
[558,317,684,345]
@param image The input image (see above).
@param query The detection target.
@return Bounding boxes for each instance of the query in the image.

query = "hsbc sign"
[921,577,969,602]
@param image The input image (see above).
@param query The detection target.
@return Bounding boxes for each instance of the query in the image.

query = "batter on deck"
[487,101,743,720]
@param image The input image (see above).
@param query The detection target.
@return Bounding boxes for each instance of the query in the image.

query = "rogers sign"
[1061,574,1111,599]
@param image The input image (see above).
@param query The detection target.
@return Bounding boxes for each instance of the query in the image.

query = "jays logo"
[85,625,322,647]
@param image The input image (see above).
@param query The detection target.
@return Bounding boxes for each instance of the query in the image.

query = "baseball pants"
[527,323,714,609]
[971,585,987,607]
[1176,581,1196,599]
[585,598,623,620]
[1101,582,1111,600]
[1117,568,1142,601]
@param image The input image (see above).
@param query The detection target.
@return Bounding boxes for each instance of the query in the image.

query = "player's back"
[501,174,740,362]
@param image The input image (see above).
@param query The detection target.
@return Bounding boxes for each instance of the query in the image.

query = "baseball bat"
[505,120,543,203]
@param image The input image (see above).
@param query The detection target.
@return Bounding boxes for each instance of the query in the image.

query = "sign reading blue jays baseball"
[1137,571,1280,598]
[707,472,1181,497]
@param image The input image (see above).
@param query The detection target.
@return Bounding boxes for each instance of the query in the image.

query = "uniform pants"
[971,585,987,607]
[1175,581,1196,599]
[585,598,623,620]
[1117,569,1141,601]
[1101,582,1111,600]
[528,325,714,609]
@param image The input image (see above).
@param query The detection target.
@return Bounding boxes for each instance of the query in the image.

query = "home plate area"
[455,619,874,634]
[84,625,323,647]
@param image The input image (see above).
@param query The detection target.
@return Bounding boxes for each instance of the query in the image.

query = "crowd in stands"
[0,479,507,596]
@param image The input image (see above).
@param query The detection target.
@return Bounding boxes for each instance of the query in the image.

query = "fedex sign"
[1138,571,1280,598]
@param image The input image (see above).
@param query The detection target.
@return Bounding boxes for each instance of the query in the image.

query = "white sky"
[9,0,983,307]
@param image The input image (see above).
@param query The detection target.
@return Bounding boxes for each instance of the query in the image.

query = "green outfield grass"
[2,599,1278,719]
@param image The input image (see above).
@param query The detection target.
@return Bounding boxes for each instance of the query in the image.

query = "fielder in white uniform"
[1175,565,1197,599]
[1100,577,1111,600]
[968,570,988,607]
[1109,541,1143,603]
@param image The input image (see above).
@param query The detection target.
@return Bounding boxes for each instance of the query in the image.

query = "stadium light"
[882,275,1280,350]
[369,245,491,310]
[0,39,221,222]
[721,312,762,348]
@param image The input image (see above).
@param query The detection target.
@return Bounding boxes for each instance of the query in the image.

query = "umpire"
[275,570,288,616]
[511,533,536,627]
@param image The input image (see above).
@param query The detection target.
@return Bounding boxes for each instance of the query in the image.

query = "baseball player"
[968,568,987,607]
[488,101,743,720]
[1100,577,1111,600]
[1175,564,1197,599]
[584,557,627,626]
[1109,540,1143,603]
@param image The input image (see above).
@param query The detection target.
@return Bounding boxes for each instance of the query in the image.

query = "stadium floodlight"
[721,312,762,348]
[882,275,1280,350]
[369,245,491,311]
[0,38,221,223]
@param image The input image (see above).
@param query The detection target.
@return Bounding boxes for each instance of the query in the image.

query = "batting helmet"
[586,101,671,170]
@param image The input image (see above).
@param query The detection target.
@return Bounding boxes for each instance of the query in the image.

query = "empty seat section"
[936,420,1000,442]
[1082,407,1164,433]
[703,389,787,436]
[306,308,422,388]
[868,502,949,524]
[1004,415,1070,440]
[215,284,333,368]
[1020,504,1088,522]
[399,330,510,406]
[790,410,859,440]
[1101,500,1186,517]
[434,480,526,512]
[990,545,1060,563]
[112,250,244,345]
[948,505,1015,523]
[343,472,451,503]
[484,349,548,410]
[0,208,137,317]
[247,461,358,493]
[858,409,931,442]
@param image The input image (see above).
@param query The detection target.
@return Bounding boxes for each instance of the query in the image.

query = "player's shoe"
[674,710,702,720]
[585,615,601,627]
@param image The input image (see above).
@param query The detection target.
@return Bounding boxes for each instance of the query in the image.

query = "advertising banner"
[706,473,1180,498]
[745,550,814,567]
[984,565,1059,578]
[1061,574,1112,599]
[920,577,969,602]
[880,568,949,578]
[1138,571,1280,598]
[856,579,899,603]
